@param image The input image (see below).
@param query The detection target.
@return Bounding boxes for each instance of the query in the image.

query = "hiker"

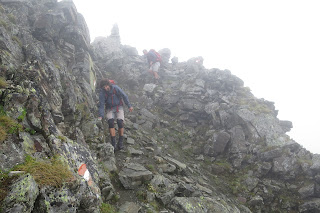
[195,56,204,65]
[98,79,133,151]
[143,49,161,82]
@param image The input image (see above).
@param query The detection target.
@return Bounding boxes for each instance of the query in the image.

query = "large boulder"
[119,163,153,189]
[3,174,39,213]
[169,197,245,213]
[158,48,171,64]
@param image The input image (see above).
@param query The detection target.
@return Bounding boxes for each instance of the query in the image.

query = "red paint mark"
[78,164,87,176]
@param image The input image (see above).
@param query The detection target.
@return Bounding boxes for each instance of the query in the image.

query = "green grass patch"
[136,190,147,202]
[17,108,27,121]
[0,106,5,116]
[57,135,67,142]
[0,126,6,142]
[146,164,155,172]
[13,155,74,187]
[76,102,91,121]
[149,201,160,211]
[0,4,5,13]
[0,19,8,30]
[100,203,117,213]
[0,77,8,88]
[108,171,123,189]
[11,35,22,47]
[25,128,36,135]
[0,115,22,134]
[215,160,232,170]
[0,115,22,142]
[7,14,16,24]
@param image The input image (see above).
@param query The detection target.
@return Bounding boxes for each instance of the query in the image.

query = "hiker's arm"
[117,87,132,109]
[98,90,105,118]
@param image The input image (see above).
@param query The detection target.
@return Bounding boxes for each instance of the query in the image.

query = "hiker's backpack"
[150,49,162,62]
[105,80,123,112]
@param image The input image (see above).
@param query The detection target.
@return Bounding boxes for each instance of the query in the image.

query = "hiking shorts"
[106,106,124,121]
[151,62,160,72]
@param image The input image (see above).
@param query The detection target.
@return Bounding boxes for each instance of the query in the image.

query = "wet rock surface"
[0,0,318,212]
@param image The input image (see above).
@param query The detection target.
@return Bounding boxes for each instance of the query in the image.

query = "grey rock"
[243,176,259,191]
[164,156,187,171]
[298,184,315,199]
[150,175,173,189]
[212,131,230,155]
[119,163,153,189]
[126,137,135,145]
[143,83,157,93]
[158,163,177,173]
[97,143,117,172]
[157,190,176,206]
[299,198,320,213]
[259,148,283,161]
[158,48,171,64]
[128,147,144,156]
[0,1,316,212]
[1,0,27,2]
[195,183,213,195]
[3,174,39,213]
[279,120,293,132]
[272,156,298,179]
[118,202,141,213]
[0,137,25,172]
[123,45,138,56]
[140,108,157,121]
[171,56,178,64]
[248,195,264,206]
[311,154,320,172]
[196,154,204,161]
[169,197,242,213]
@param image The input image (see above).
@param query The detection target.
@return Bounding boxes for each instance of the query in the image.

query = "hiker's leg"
[154,71,160,79]
[117,120,124,149]
[148,69,153,78]
[116,108,125,150]
[108,119,116,148]
[149,63,156,78]
[117,119,124,136]
[153,62,160,79]
[107,108,116,149]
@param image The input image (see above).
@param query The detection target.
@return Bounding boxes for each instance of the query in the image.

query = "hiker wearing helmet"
[143,49,161,82]
[98,79,133,151]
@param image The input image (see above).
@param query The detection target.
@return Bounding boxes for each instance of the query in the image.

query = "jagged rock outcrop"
[3,174,39,212]
[0,0,319,212]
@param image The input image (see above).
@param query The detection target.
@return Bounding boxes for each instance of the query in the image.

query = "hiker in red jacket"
[143,49,161,82]
[98,79,133,151]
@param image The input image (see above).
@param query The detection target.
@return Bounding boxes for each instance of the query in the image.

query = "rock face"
[0,0,318,212]
[3,174,39,212]
[119,163,153,189]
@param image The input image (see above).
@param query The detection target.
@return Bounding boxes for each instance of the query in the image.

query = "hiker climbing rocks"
[143,49,161,83]
[98,79,133,151]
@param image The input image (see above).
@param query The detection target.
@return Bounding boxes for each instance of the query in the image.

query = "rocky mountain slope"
[1,0,320,212]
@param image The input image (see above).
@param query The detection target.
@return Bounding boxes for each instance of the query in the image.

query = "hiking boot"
[117,136,124,150]
[154,78,160,85]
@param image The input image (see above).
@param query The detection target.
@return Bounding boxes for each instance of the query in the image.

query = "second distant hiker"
[98,79,133,151]
[143,49,161,83]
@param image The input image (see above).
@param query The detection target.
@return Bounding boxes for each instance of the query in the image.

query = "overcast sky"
[70,0,320,154]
